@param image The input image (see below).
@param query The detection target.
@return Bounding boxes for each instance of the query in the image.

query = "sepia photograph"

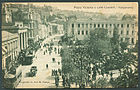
[1,2,138,88]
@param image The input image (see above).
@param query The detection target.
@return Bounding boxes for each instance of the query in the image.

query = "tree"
[110,25,120,52]
[131,40,138,52]
[122,14,136,21]
[89,28,112,59]
[120,41,128,51]
[61,45,73,74]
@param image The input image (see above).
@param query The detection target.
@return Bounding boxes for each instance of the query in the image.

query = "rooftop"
[2,31,18,42]
[72,19,136,24]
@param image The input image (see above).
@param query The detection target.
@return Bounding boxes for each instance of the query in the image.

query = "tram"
[22,49,35,65]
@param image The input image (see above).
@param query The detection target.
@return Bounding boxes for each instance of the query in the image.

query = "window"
[106,24,108,28]
[72,24,74,28]
[98,24,100,27]
[86,24,88,28]
[94,24,96,28]
[125,38,130,42]
[121,24,123,28]
[113,24,115,27]
[30,23,32,28]
[82,31,84,35]
[132,31,134,35]
[17,24,19,27]
[13,41,15,49]
[132,24,134,28]
[29,15,31,19]
[5,46,7,49]
[127,24,129,28]
[82,24,84,28]
[121,31,123,34]
[20,24,22,27]
[102,24,104,28]
[110,24,112,27]
[131,38,134,44]
[90,24,92,28]
[78,24,80,28]
[86,31,88,35]
[72,29,74,35]
[78,31,80,35]
[117,24,119,27]
[127,31,129,35]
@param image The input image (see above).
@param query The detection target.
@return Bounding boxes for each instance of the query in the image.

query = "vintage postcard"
[1,2,138,88]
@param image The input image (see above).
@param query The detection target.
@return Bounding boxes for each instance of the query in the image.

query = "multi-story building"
[2,31,19,72]
[2,4,12,24]
[38,24,47,39]
[1,3,31,87]
[2,30,22,88]
[57,24,64,34]
[66,18,137,48]
[49,23,64,35]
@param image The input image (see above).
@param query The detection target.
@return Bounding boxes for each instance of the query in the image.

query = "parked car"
[29,66,37,77]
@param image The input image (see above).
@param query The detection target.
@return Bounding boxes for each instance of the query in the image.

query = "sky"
[5,2,138,15]
[33,2,138,15]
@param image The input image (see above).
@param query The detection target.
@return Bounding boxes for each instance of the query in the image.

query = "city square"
[1,2,138,88]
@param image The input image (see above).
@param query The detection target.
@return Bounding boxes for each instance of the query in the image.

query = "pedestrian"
[58,61,60,65]
[101,69,104,77]
[89,80,93,88]
[54,47,56,53]
[53,70,56,76]
[92,72,96,81]
[66,78,70,88]
[75,77,78,87]
[110,72,113,78]
[55,70,58,75]
[81,82,85,88]
[53,70,55,76]
[55,75,59,87]
[58,69,61,76]
[110,77,114,86]
[52,69,54,76]
[46,64,48,69]
[46,49,47,53]
[58,48,60,54]
[62,74,66,87]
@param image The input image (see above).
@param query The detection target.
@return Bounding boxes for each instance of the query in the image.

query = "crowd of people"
[60,44,138,88]
[38,36,138,88]
[42,41,61,56]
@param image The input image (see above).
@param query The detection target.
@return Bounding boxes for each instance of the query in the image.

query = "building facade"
[67,18,137,47]
[1,3,36,87]
[2,31,19,72]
